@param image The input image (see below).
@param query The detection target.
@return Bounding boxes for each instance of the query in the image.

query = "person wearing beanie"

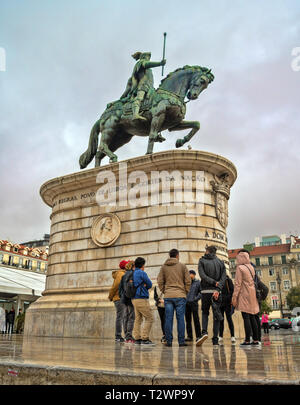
[185,270,202,342]
[108,260,128,342]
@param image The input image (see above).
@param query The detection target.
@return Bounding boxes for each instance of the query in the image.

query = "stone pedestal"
[24,150,237,338]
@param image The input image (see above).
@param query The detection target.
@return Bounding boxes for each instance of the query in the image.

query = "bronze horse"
[79,65,214,168]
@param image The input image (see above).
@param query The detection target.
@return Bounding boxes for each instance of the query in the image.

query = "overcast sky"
[0,0,299,249]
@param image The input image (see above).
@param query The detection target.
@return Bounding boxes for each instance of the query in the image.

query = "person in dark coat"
[119,260,136,343]
[219,274,236,343]
[7,308,15,334]
[197,245,226,346]
[185,270,202,342]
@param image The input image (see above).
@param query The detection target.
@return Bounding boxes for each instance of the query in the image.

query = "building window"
[256,269,262,277]
[230,260,235,269]
[231,272,236,279]
[255,258,260,266]
[283,280,290,290]
[0,254,3,263]
[269,268,275,276]
[281,255,286,264]
[272,298,279,309]
[270,281,277,291]
[297,253,300,261]
[282,267,288,275]
[298,266,300,274]
[268,257,273,265]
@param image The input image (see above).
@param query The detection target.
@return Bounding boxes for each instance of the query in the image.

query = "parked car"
[268,321,280,330]
[270,318,292,329]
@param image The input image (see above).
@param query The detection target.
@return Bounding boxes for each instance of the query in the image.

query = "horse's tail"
[79,119,101,169]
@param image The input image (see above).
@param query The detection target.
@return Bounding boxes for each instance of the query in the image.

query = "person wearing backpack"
[108,260,128,342]
[119,260,136,343]
[131,257,154,346]
[219,274,236,344]
[231,249,260,346]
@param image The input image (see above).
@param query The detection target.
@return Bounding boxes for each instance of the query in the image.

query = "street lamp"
[276,272,283,318]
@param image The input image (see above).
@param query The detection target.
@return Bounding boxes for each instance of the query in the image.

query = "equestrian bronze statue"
[79,51,214,168]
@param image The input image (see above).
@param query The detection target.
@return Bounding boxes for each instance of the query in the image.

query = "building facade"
[0,240,48,273]
[19,233,50,252]
[228,234,300,316]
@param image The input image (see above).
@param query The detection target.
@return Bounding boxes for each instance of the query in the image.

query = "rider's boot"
[132,100,147,121]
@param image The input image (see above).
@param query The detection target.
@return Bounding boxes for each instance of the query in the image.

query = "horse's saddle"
[122,90,155,116]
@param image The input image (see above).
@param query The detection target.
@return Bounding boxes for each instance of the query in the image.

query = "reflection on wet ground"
[0,330,299,384]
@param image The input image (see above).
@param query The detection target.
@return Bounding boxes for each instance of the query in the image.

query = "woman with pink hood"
[232,249,260,346]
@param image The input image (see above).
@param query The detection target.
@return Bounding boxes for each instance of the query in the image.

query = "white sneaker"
[219,337,223,342]
[231,337,236,343]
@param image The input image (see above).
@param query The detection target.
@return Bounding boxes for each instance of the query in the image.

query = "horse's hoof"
[176,139,184,148]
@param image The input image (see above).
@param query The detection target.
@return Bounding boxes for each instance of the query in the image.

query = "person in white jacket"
[0,306,6,334]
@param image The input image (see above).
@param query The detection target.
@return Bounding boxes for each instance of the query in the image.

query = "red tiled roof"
[0,241,48,261]
[228,244,290,259]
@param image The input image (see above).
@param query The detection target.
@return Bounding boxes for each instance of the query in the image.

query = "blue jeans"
[164,298,186,344]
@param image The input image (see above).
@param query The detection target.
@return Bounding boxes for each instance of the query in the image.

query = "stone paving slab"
[0,330,299,385]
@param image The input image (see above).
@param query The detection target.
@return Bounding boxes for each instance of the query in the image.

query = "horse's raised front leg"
[168,120,200,148]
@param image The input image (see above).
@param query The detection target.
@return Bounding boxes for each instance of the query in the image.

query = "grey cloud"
[0,0,299,247]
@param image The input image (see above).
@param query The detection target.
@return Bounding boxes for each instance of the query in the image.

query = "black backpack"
[120,270,143,299]
[245,265,269,302]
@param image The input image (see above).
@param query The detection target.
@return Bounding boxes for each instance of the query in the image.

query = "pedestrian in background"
[7,308,15,334]
[198,246,226,346]
[158,249,191,347]
[132,257,154,346]
[219,274,236,344]
[185,270,202,343]
[261,312,269,334]
[154,285,166,343]
[0,306,5,334]
[119,260,136,343]
[5,310,9,334]
[108,260,128,342]
[232,249,260,346]
[15,309,25,334]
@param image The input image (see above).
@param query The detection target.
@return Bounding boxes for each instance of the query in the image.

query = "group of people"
[108,245,266,347]
[0,307,25,335]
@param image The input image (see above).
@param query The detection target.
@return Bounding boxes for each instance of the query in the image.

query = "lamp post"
[276,272,283,318]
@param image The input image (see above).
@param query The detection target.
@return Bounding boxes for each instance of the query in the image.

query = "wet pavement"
[0,330,299,384]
